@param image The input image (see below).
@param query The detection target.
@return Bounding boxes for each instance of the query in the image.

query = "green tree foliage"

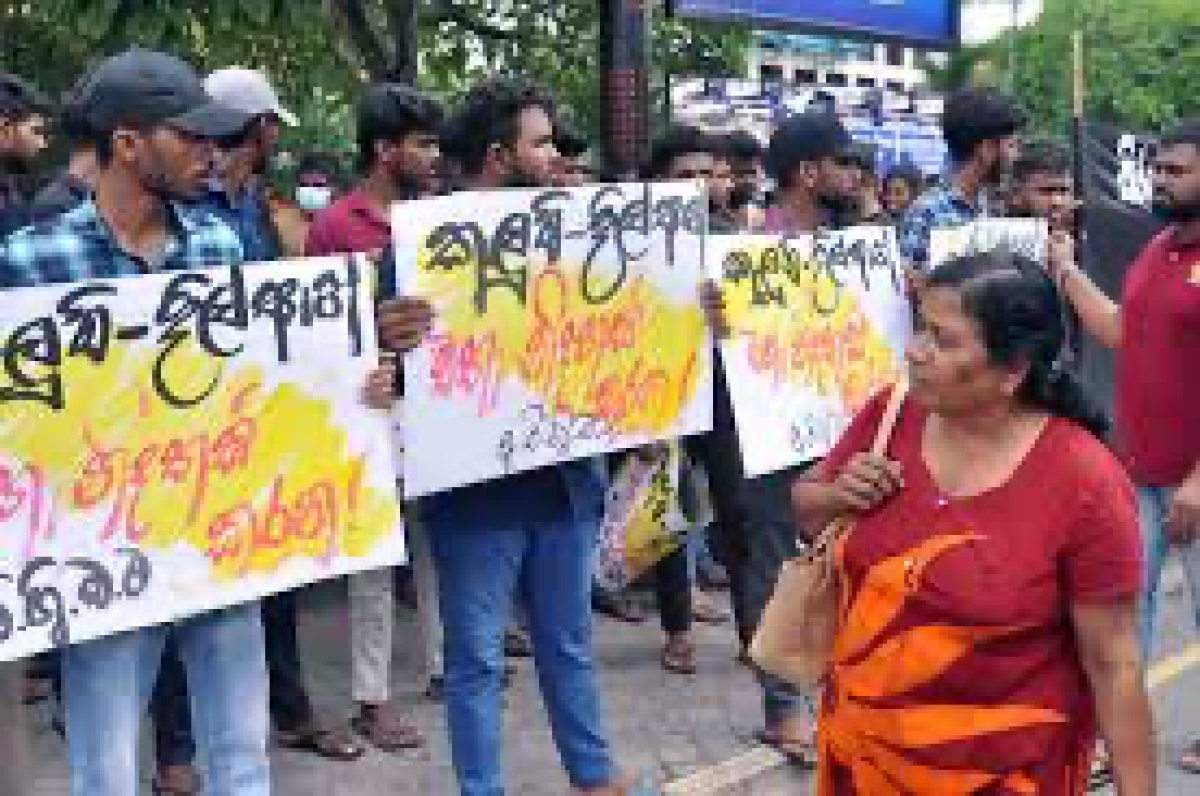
[0,0,749,161]
[928,0,1199,134]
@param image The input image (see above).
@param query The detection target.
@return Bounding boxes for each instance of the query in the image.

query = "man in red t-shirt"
[1049,118,1200,773]
[306,83,444,752]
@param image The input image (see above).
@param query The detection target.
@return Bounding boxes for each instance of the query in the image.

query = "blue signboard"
[673,1,959,48]
[844,118,949,176]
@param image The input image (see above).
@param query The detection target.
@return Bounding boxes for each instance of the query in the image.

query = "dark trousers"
[651,545,692,635]
[150,639,196,767]
[0,662,31,796]
[261,590,315,730]
[688,364,809,725]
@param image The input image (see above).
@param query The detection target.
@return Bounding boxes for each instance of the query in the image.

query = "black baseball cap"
[765,112,853,180]
[76,49,253,139]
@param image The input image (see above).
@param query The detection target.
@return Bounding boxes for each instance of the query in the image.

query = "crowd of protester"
[1,46,1198,796]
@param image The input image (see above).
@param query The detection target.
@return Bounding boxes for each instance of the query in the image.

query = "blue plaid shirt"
[899,181,988,270]
[0,199,244,289]
[194,179,280,265]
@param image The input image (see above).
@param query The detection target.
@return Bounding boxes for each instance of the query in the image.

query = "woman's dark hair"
[941,87,1026,163]
[926,250,1108,438]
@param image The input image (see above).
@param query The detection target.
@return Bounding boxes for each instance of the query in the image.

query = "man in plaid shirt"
[0,50,271,796]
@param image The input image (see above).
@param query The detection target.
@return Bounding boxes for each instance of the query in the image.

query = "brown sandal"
[274,723,365,761]
[151,764,201,795]
[351,703,425,752]
[661,636,697,675]
[690,590,730,625]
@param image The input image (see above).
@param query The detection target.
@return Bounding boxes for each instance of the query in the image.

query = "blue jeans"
[427,494,615,796]
[62,603,271,796]
[1136,485,1200,657]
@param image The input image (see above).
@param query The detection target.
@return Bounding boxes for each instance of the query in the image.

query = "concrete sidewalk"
[23,579,810,794]
[21,563,1200,795]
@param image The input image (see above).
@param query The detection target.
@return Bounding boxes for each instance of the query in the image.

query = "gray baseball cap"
[77,49,253,139]
[204,67,297,126]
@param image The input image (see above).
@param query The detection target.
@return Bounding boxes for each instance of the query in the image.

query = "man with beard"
[900,87,1026,270]
[0,72,51,235]
[201,68,295,264]
[724,130,768,231]
[430,77,627,796]
[0,50,271,796]
[761,112,859,236]
[1046,118,1200,775]
[305,81,443,750]
[696,111,860,766]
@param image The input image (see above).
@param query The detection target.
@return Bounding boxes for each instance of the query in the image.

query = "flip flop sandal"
[593,592,649,624]
[753,729,818,769]
[504,628,534,658]
[21,675,53,705]
[274,725,365,761]
[661,639,697,675]
[691,599,730,625]
[351,708,425,752]
[1087,758,1114,790]
[151,767,201,796]
[1177,739,1200,774]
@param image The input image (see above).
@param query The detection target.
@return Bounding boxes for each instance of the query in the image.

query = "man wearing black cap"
[0,50,271,796]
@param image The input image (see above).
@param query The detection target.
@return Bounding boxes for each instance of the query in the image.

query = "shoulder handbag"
[749,382,909,691]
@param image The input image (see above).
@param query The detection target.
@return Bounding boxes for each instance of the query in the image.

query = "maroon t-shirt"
[814,390,1142,795]
[305,187,391,257]
[1116,229,1200,486]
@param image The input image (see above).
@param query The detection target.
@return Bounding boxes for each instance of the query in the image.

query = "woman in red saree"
[792,251,1155,795]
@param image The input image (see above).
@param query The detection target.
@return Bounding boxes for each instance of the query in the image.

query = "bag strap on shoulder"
[870,380,909,457]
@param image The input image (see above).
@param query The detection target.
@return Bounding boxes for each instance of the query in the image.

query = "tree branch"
[431,0,524,42]
[384,0,419,84]
[330,0,392,75]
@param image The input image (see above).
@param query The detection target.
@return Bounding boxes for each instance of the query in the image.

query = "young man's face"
[386,131,441,196]
[709,157,735,212]
[1009,170,1074,230]
[664,151,715,182]
[503,105,558,188]
[0,113,49,164]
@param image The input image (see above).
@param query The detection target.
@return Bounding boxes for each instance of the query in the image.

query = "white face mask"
[295,185,333,212]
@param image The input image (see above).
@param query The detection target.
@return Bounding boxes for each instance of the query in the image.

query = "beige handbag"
[749,382,908,691]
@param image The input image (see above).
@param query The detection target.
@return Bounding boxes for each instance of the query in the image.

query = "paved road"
[19,560,1200,794]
